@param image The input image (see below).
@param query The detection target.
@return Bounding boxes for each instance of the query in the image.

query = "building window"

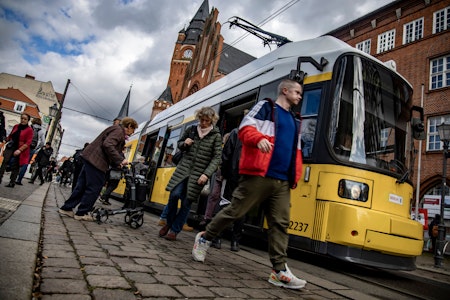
[433,6,450,34]
[430,55,450,90]
[14,101,26,113]
[403,18,423,44]
[356,39,371,54]
[377,29,395,53]
[427,115,450,151]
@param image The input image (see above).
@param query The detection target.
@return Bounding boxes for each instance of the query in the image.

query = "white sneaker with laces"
[192,231,211,262]
[268,263,307,289]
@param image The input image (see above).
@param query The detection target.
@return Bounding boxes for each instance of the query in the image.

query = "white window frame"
[403,17,423,44]
[14,101,26,113]
[429,55,450,90]
[377,29,395,54]
[427,115,450,151]
[433,6,450,34]
[356,39,371,54]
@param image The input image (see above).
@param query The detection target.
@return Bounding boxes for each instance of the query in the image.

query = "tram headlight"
[338,179,369,202]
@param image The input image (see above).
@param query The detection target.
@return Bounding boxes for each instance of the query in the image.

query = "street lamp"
[434,122,450,267]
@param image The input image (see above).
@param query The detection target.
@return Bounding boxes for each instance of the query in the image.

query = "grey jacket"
[166,125,222,203]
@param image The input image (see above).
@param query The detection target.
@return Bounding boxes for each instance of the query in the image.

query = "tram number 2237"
[289,221,308,232]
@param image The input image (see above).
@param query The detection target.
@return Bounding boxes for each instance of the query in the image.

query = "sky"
[0,0,395,160]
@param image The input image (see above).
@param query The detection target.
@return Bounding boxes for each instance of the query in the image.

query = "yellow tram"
[115,36,425,270]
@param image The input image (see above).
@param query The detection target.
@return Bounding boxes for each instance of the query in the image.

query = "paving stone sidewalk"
[2,182,447,299]
[33,184,377,300]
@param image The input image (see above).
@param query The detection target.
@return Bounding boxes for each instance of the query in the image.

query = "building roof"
[0,87,40,118]
[218,43,256,75]
[184,0,209,45]
[158,86,173,104]
[116,88,131,120]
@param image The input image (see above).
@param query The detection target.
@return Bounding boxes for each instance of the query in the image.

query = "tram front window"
[329,55,413,177]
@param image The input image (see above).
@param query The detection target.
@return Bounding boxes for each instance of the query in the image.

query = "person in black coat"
[29,142,53,185]
[428,214,441,253]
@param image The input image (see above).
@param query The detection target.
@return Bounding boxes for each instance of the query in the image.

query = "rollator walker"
[92,164,149,229]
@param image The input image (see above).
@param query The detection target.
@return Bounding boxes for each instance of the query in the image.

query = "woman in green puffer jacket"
[160,107,222,241]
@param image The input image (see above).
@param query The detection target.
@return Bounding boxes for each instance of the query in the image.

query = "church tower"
[167,0,209,103]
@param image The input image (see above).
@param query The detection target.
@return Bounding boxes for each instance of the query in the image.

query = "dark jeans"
[17,149,35,183]
[166,179,191,234]
[0,148,20,184]
[60,161,105,216]
[30,165,45,183]
[72,165,83,192]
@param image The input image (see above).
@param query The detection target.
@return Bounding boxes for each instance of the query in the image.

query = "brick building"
[150,0,255,120]
[327,0,450,214]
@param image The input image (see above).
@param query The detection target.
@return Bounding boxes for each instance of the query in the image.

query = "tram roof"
[148,35,404,130]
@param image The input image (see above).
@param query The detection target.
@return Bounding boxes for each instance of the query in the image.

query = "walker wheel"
[92,207,109,223]
[129,212,144,229]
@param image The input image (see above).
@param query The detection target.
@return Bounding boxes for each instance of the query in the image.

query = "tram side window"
[300,88,321,158]
[162,127,182,167]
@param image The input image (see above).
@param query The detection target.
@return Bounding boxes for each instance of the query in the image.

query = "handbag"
[200,180,210,198]
[5,141,14,149]
[172,150,184,165]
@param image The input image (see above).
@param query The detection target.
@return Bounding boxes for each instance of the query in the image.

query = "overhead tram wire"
[63,81,123,122]
[69,82,117,119]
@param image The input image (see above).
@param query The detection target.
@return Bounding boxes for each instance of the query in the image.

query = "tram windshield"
[329,55,413,177]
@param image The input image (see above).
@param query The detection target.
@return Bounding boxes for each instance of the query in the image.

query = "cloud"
[0,0,394,158]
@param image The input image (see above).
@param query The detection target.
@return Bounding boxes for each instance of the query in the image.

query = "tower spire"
[116,85,131,121]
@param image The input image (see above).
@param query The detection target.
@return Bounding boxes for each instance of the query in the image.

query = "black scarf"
[11,124,29,149]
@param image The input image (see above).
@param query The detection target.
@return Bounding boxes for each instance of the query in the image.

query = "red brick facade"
[167,8,224,103]
[328,0,450,203]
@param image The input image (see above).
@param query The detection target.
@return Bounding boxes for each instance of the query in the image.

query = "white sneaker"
[58,209,74,218]
[268,264,306,289]
[192,231,211,262]
[74,214,94,222]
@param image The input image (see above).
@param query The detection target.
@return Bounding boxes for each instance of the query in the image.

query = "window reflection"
[330,55,413,176]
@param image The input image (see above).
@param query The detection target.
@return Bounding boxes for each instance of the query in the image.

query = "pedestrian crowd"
[1,79,309,290]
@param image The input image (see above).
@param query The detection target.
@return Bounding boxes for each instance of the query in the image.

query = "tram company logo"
[389,194,403,205]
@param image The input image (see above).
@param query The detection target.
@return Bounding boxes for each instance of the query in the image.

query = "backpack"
[73,149,83,167]
[30,126,40,150]
[172,125,196,165]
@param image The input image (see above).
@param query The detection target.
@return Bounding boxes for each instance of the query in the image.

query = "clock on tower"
[183,49,193,59]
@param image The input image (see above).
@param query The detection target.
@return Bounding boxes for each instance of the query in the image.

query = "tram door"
[146,127,171,206]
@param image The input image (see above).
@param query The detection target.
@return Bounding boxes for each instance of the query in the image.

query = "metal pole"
[434,141,448,267]
[415,84,424,220]
[48,79,70,145]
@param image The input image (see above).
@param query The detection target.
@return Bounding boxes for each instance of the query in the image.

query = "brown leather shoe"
[182,224,194,231]
[159,225,170,237]
[165,231,177,241]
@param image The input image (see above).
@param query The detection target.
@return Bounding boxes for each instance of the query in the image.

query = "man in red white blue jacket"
[192,79,307,290]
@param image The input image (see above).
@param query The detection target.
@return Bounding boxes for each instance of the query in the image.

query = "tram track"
[288,249,450,300]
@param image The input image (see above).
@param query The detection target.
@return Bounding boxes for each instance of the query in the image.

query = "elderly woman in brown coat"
[58,117,138,221]
[159,107,222,241]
